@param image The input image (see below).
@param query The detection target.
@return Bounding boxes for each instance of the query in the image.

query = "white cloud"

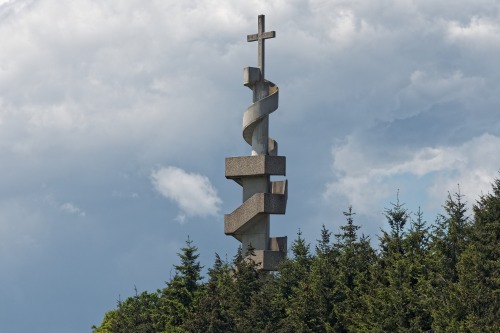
[43,195,86,217]
[325,133,500,216]
[151,166,222,222]
[426,134,500,205]
[447,16,500,43]
[396,70,486,116]
[2,1,500,331]
[0,0,248,164]
[59,202,86,217]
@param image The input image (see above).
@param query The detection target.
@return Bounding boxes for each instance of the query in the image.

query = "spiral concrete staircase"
[224,51,288,270]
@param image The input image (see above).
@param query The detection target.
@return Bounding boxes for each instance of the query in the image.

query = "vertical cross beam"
[247,15,276,80]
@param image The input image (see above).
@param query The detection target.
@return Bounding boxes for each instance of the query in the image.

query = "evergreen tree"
[429,189,471,332]
[402,208,432,331]
[246,273,282,332]
[333,207,375,332]
[280,277,324,332]
[226,244,265,332]
[92,310,117,333]
[158,237,203,332]
[336,207,359,248]
[380,194,408,257]
[279,230,312,292]
[454,177,500,332]
[92,289,162,333]
[309,225,339,331]
[276,231,317,332]
[184,254,233,333]
[93,173,500,333]
[334,207,361,291]
[361,197,432,332]
[368,197,409,331]
[432,188,470,282]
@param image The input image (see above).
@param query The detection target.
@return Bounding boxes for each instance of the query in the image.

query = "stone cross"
[247,14,275,80]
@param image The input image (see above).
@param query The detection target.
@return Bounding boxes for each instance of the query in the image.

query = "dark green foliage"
[94,176,500,333]
[92,289,163,333]
[310,225,338,331]
[158,237,203,331]
[93,237,203,333]
[357,198,419,332]
[275,231,316,332]
[455,177,500,332]
[276,230,312,303]
[428,189,473,332]
[333,207,376,332]
[432,188,471,282]
[183,254,233,333]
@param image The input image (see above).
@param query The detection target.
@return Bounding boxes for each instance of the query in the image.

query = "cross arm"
[247,31,276,42]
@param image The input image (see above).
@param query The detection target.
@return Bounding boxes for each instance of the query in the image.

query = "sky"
[1,0,500,331]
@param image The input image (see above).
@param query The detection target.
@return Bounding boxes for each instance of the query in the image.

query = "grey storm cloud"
[1,0,499,331]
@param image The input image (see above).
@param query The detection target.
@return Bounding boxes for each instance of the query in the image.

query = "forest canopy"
[93,176,500,333]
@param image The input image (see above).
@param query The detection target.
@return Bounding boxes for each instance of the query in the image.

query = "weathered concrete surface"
[224,193,286,236]
[225,155,286,180]
[241,218,269,254]
[243,81,278,152]
[269,236,287,252]
[243,66,261,87]
[224,15,287,271]
[271,180,287,197]
[252,250,286,271]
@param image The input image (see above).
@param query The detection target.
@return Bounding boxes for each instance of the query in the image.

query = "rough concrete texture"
[225,155,286,180]
[271,180,287,197]
[251,250,287,271]
[224,15,287,271]
[224,193,286,235]
[243,66,261,86]
[241,218,269,254]
[242,82,278,149]
[269,236,287,252]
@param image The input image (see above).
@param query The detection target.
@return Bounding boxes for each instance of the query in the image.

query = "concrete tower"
[224,15,288,270]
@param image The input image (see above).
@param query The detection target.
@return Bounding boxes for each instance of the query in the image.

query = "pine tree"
[92,173,500,333]
[334,207,361,291]
[184,254,233,333]
[402,208,432,331]
[380,194,408,257]
[276,231,316,332]
[432,188,470,282]
[361,196,432,332]
[429,189,471,332]
[246,273,282,332]
[158,237,203,331]
[309,225,339,331]
[455,177,500,332]
[333,207,375,332]
[280,277,324,333]
[91,288,162,333]
[92,310,117,333]
[276,230,312,305]
[336,207,359,248]
[226,244,264,332]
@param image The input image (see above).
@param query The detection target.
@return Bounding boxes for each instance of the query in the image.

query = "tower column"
[224,15,288,270]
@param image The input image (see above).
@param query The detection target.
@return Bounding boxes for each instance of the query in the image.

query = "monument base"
[244,236,287,271]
